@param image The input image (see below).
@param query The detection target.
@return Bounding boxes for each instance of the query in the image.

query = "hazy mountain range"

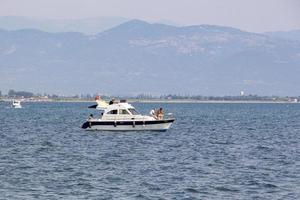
[265,30,300,42]
[0,16,129,34]
[0,19,300,95]
[0,16,181,35]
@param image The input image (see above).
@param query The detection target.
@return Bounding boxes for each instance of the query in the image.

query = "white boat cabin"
[100,102,154,121]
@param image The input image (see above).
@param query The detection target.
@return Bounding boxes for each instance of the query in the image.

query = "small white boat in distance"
[12,100,22,108]
[82,100,175,131]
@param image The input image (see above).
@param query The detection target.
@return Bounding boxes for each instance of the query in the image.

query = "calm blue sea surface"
[0,102,300,199]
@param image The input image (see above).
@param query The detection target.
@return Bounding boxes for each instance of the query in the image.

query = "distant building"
[240,91,245,96]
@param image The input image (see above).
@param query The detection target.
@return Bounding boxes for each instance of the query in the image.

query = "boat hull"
[12,105,22,108]
[82,119,174,131]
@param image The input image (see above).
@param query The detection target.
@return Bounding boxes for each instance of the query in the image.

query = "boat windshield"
[128,108,140,115]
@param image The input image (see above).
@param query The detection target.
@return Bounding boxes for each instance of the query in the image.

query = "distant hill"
[0,16,129,34]
[266,30,300,42]
[0,20,300,95]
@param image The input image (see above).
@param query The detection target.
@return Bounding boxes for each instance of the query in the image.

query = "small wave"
[76,182,94,190]
[41,141,54,147]
[245,180,260,186]
[105,176,123,183]
[210,141,233,145]
[246,165,257,170]
[141,181,162,191]
[257,145,271,150]
[35,147,50,153]
[256,145,275,155]
[263,183,277,188]
[134,194,151,200]
[214,186,240,192]
[17,165,33,170]
[185,187,200,193]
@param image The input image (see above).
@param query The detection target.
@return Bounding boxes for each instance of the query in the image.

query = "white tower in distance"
[240,91,245,96]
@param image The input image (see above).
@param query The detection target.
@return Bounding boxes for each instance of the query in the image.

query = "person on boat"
[157,108,164,120]
[88,114,94,120]
[150,108,155,115]
[150,108,157,119]
[95,95,101,101]
[109,98,115,105]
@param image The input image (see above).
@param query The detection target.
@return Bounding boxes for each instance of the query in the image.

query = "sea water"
[0,102,299,199]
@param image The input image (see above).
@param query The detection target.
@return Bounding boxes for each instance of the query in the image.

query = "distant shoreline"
[130,100,299,104]
[1,99,299,104]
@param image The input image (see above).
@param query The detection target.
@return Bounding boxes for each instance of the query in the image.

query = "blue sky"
[0,0,300,32]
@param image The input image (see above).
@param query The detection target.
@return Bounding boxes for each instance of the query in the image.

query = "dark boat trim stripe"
[82,119,174,128]
[93,119,174,126]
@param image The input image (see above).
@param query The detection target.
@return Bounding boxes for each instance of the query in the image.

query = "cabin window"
[107,109,118,114]
[128,108,140,115]
[119,109,130,115]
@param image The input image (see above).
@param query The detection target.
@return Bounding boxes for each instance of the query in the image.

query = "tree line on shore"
[0,89,299,102]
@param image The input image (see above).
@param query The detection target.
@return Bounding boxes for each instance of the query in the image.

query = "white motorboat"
[82,100,174,131]
[12,100,22,108]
